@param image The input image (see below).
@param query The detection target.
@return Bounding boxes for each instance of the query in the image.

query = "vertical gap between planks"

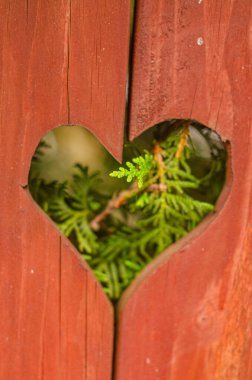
[106,3,138,378]
[124,0,137,142]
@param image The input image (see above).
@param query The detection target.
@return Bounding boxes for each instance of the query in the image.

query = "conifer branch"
[90,178,167,231]
[90,183,138,231]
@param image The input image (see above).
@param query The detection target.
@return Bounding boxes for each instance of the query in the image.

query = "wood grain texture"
[0,1,130,378]
[115,1,252,379]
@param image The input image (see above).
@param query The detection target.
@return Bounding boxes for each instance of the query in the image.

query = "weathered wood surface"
[0,1,130,379]
[116,1,252,379]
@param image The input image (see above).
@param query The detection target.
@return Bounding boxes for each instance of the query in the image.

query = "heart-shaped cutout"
[29,119,226,302]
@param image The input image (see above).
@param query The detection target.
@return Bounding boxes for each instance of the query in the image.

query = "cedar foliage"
[29,121,226,301]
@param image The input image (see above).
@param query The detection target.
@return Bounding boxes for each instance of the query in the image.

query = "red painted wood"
[69,0,131,160]
[115,1,252,379]
[0,1,130,379]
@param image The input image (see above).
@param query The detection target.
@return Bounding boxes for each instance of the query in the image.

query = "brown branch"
[154,143,165,177]
[90,181,167,231]
[175,120,191,159]
[90,183,138,231]
[148,183,167,192]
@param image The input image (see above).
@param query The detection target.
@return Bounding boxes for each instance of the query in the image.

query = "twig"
[90,179,167,231]
[148,183,167,192]
[90,183,138,231]
[153,142,165,180]
[175,120,191,158]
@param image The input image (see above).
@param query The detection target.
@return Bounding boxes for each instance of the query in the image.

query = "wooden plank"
[115,1,252,379]
[129,0,236,140]
[0,0,130,378]
[69,0,131,160]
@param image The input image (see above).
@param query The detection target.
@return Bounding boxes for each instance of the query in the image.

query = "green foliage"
[110,153,154,188]
[31,140,51,162]
[29,124,226,302]
[30,164,107,256]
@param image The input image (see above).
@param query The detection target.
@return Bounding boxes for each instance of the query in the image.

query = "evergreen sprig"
[110,152,154,188]
[29,124,225,301]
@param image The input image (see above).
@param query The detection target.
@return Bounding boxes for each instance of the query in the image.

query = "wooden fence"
[0,1,252,379]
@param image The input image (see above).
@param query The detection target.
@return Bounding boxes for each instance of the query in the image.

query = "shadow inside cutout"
[28,119,227,304]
